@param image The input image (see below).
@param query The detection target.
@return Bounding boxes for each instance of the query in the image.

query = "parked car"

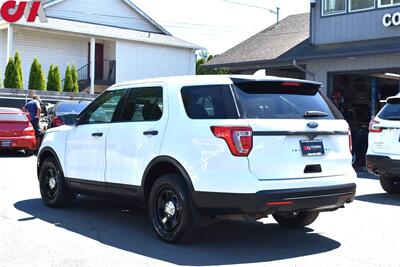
[47,101,89,128]
[37,75,357,243]
[366,95,400,194]
[0,108,36,156]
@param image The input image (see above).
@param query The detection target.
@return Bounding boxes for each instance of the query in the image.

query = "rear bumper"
[192,183,356,215]
[0,136,36,150]
[366,155,400,176]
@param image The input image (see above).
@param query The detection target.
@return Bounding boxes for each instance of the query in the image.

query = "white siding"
[116,41,195,83]
[0,29,6,86]
[306,53,400,95]
[12,28,89,89]
[45,0,162,33]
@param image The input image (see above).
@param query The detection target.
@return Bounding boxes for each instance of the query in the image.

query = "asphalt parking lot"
[1,150,399,267]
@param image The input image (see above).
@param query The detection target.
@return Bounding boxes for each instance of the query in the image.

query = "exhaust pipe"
[373,169,381,176]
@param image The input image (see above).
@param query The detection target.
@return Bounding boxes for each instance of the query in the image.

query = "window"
[378,103,400,120]
[181,85,238,119]
[119,87,163,122]
[0,113,27,122]
[350,0,375,11]
[322,0,346,16]
[379,0,400,7]
[79,89,125,124]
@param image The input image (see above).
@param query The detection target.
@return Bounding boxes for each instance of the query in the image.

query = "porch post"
[6,24,13,63]
[90,37,95,94]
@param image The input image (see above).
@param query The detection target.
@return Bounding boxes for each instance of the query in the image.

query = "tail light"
[22,126,35,136]
[211,126,253,157]
[52,116,64,127]
[369,119,382,133]
[348,128,352,153]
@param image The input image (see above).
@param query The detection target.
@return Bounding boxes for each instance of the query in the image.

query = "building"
[0,0,200,94]
[205,0,400,131]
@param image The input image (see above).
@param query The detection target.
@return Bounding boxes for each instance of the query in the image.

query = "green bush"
[53,65,62,92]
[46,64,54,91]
[71,64,79,93]
[13,52,23,89]
[63,65,74,92]
[28,58,46,91]
[3,57,14,88]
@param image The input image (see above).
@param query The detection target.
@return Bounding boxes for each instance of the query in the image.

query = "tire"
[24,150,34,157]
[148,174,201,243]
[380,176,400,194]
[39,158,76,208]
[273,211,320,228]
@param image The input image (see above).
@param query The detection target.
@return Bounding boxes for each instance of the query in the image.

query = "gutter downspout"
[292,59,314,80]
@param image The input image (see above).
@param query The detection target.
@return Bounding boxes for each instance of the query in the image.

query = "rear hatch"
[233,80,352,180]
[369,99,400,156]
[0,112,30,137]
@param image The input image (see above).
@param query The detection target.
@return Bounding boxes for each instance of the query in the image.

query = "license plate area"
[300,139,325,156]
[0,140,12,147]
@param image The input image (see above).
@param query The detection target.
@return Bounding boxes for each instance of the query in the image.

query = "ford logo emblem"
[307,122,318,129]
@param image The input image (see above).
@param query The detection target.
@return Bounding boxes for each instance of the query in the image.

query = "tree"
[13,52,23,89]
[53,65,62,92]
[71,64,79,93]
[3,57,14,88]
[63,65,74,92]
[46,64,54,91]
[28,58,46,90]
[196,53,230,75]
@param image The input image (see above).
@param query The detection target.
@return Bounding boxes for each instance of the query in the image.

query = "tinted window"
[350,0,374,11]
[0,113,27,122]
[181,85,238,119]
[80,90,125,124]
[234,82,341,120]
[378,103,400,120]
[119,87,163,122]
[323,0,346,15]
[56,102,88,114]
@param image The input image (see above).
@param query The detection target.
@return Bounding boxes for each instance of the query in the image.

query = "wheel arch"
[37,147,64,179]
[141,156,195,203]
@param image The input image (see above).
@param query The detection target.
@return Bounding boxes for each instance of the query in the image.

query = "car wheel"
[148,174,201,243]
[380,176,400,194]
[24,150,34,157]
[39,158,76,208]
[273,211,320,228]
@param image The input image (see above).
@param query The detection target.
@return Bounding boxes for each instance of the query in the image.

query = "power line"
[218,0,277,14]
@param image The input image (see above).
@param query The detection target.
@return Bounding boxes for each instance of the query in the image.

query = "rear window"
[56,102,88,114]
[0,113,27,121]
[181,85,238,119]
[233,81,342,120]
[378,103,400,120]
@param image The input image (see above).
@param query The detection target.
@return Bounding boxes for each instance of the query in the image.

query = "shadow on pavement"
[356,193,400,206]
[15,197,341,266]
[357,171,378,180]
[0,150,32,158]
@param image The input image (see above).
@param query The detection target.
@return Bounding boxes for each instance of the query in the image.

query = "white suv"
[367,96,400,194]
[37,75,356,243]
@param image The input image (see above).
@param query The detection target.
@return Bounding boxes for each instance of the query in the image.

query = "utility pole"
[267,7,280,25]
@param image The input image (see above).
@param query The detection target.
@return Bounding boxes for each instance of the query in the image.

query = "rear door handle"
[92,132,103,137]
[143,130,159,136]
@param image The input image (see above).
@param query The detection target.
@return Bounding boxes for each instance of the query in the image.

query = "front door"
[105,85,167,190]
[65,89,126,184]
[88,43,104,81]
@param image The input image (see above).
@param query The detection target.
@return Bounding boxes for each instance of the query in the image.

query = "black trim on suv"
[366,155,400,176]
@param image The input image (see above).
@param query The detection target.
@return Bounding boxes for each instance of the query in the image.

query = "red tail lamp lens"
[211,126,253,157]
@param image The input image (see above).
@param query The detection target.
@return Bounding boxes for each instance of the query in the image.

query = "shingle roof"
[205,13,309,68]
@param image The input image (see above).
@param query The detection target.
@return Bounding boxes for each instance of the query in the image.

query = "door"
[88,43,104,80]
[105,85,167,190]
[65,89,126,184]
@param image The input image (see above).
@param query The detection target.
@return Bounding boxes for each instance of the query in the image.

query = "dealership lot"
[0,150,399,267]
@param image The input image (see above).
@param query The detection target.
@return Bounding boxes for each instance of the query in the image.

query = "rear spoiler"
[386,98,400,104]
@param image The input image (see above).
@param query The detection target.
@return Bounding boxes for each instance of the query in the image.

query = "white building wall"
[12,28,89,90]
[116,40,195,83]
[306,53,400,95]
[45,0,162,34]
[0,29,7,86]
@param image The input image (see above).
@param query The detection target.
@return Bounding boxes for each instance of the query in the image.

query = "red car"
[0,107,37,156]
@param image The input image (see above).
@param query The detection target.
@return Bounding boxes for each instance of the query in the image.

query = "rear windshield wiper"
[304,111,329,118]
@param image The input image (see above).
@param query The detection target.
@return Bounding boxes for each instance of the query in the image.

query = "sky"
[134,0,310,55]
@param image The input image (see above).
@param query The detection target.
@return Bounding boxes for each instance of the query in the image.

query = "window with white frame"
[350,0,375,11]
[322,0,346,16]
[379,0,400,7]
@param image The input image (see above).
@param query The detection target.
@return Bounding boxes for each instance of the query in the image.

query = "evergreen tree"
[53,66,62,92]
[71,64,79,93]
[28,58,46,90]
[63,65,74,92]
[13,52,23,89]
[3,57,14,88]
[46,64,54,91]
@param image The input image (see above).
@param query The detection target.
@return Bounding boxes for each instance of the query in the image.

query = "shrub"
[63,65,74,92]
[71,64,79,93]
[3,57,14,88]
[13,52,23,89]
[46,64,54,91]
[53,65,62,92]
[28,58,46,91]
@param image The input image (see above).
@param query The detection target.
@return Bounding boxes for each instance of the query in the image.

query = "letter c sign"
[383,12,400,27]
